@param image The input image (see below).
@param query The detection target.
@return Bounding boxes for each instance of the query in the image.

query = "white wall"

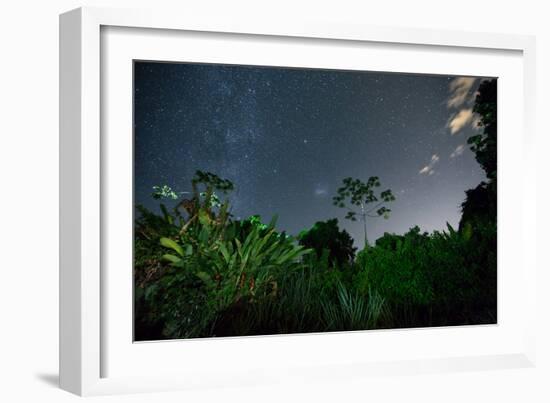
[0,1,548,402]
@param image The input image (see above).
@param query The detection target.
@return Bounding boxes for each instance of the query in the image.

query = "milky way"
[134,62,488,246]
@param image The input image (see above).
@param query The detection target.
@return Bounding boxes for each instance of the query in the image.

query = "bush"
[147,211,310,339]
[355,223,496,327]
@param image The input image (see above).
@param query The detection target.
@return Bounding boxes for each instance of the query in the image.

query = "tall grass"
[213,267,325,336]
[214,273,390,336]
[322,283,388,331]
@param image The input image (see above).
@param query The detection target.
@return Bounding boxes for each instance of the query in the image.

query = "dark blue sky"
[134,61,488,246]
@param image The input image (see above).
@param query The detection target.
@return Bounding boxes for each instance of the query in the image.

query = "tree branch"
[365,200,385,215]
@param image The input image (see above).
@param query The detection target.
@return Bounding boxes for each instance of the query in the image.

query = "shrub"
[151,213,310,338]
[355,223,496,327]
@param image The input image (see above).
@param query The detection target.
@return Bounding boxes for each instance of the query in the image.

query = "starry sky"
[134,61,489,246]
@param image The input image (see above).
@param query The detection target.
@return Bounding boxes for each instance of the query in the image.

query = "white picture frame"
[60,6,537,396]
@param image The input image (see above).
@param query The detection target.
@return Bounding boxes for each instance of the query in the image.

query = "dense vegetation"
[134,79,497,340]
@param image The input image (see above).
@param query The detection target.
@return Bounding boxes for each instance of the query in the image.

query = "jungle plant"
[157,215,311,338]
[152,184,180,200]
[151,171,234,231]
[355,223,496,327]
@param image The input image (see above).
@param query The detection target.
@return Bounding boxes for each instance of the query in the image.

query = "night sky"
[134,61,488,246]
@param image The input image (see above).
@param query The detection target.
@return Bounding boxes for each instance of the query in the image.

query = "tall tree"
[333,176,395,247]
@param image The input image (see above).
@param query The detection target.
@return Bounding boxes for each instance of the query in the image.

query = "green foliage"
[214,266,327,336]
[192,170,234,194]
[355,223,496,327]
[322,282,388,331]
[149,209,310,338]
[133,204,180,339]
[298,219,357,267]
[356,227,433,306]
[152,185,179,200]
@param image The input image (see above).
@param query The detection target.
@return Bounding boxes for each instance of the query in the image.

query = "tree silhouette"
[468,79,497,180]
[333,176,395,246]
[298,218,357,266]
[460,78,497,230]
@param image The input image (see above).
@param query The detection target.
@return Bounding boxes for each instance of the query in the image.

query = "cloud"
[447,109,474,135]
[447,77,476,109]
[419,154,439,175]
[419,166,430,174]
[450,144,466,158]
[445,77,481,135]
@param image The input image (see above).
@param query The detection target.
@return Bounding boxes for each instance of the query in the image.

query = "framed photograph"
[60,7,537,396]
